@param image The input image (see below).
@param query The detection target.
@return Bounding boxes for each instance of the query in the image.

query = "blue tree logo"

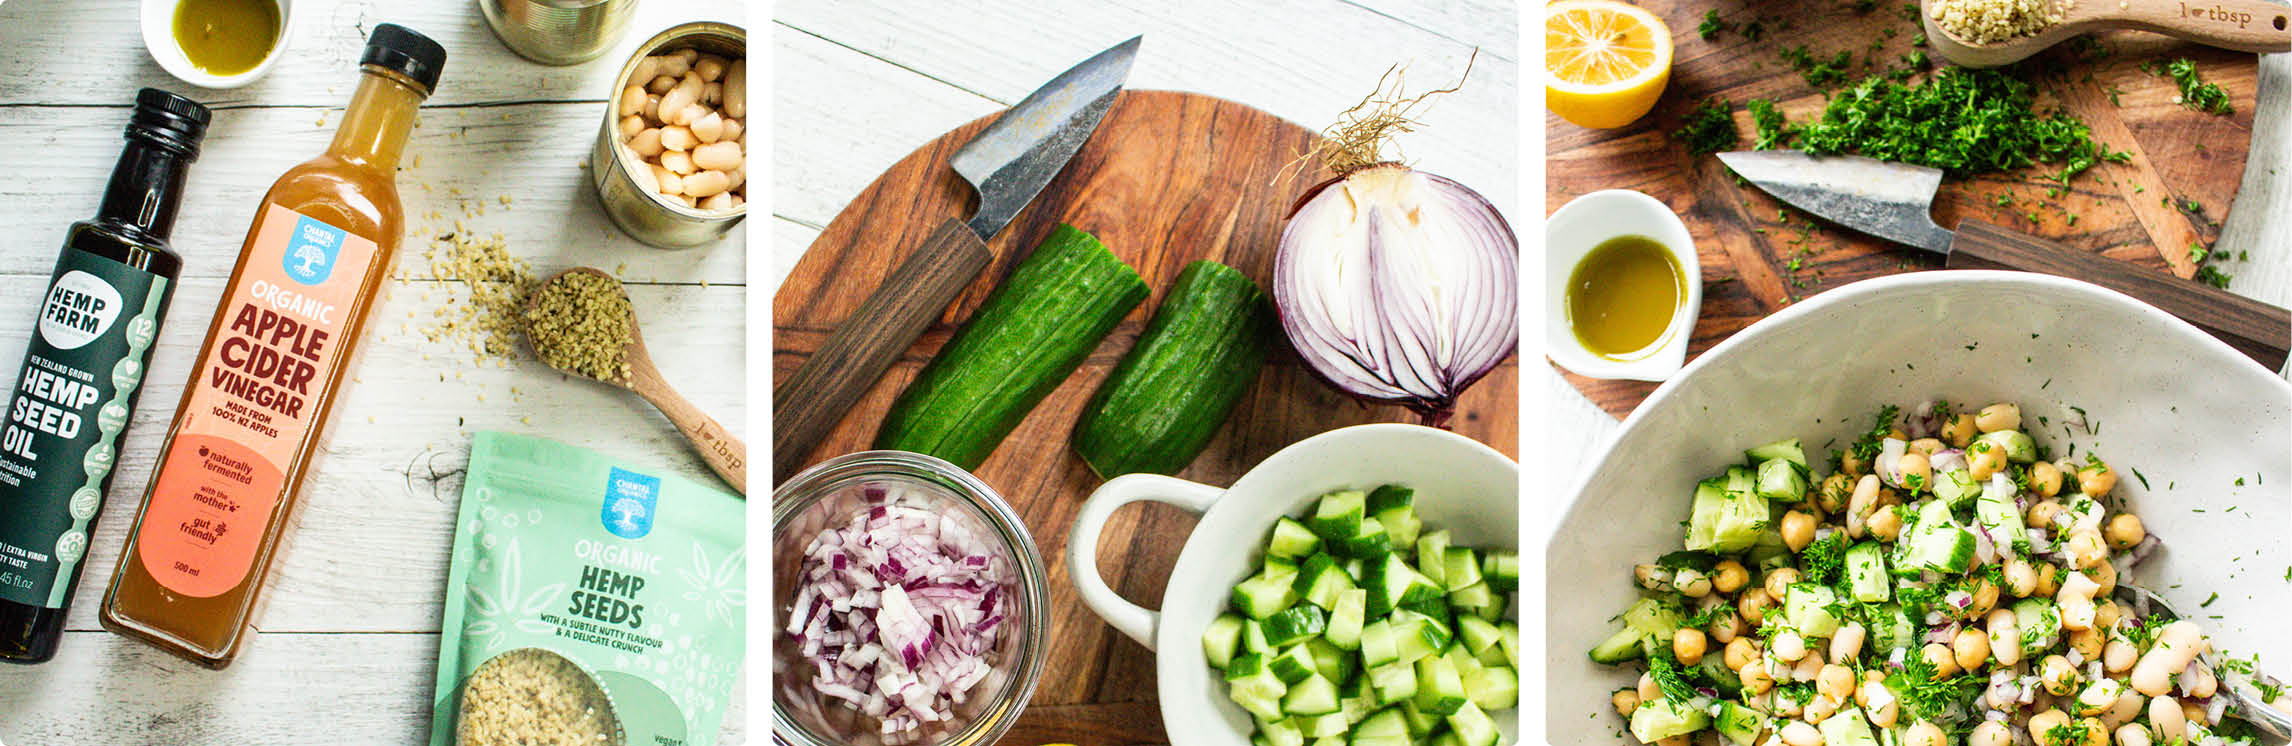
[281,215,345,286]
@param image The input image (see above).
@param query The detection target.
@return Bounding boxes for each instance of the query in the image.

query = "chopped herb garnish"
[1675,97,1740,156]
[2131,468,2149,490]
[1699,9,1734,40]
[2147,58,2233,115]
[1748,98,1790,150]
[2202,592,2220,608]
[1790,68,2125,186]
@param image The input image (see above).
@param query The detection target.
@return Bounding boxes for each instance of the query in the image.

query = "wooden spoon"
[1923,0,2290,67]
[528,267,747,494]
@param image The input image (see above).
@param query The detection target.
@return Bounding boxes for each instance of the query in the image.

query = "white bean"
[618,114,646,138]
[692,141,742,171]
[646,73,677,95]
[630,56,661,84]
[2075,678,2124,716]
[696,55,727,82]
[723,59,746,119]
[2130,622,2204,696]
[1969,721,2012,746]
[701,81,722,105]
[719,117,743,143]
[690,111,724,143]
[2113,723,2151,746]
[674,104,710,129]
[1781,721,1823,746]
[1773,630,1809,662]
[660,150,695,176]
[653,54,690,78]
[1987,607,2022,666]
[2147,696,2186,741]
[699,191,735,210]
[659,126,696,153]
[628,128,664,157]
[681,169,730,198]
[650,164,682,196]
[618,85,647,117]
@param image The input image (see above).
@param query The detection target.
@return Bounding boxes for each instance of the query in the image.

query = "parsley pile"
[1675,97,1741,155]
[1790,68,2130,185]
[2147,58,2233,115]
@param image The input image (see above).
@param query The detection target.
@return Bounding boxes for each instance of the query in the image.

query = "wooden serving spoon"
[529,267,747,494]
[1923,0,2290,67]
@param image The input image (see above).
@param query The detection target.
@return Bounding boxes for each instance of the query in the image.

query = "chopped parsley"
[1800,534,1850,587]
[1791,68,2129,187]
[1647,654,1700,703]
[2146,58,2233,115]
[1699,10,1734,40]
[1748,98,1790,150]
[1850,404,1902,460]
[1887,644,1983,721]
[2202,591,2220,608]
[1675,97,1740,156]
[1780,46,1853,88]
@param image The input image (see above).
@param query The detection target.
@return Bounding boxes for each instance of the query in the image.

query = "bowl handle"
[1066,473,1226,650]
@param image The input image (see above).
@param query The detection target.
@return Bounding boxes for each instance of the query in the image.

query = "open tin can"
[591,21,746,249]
[479,0,640,65]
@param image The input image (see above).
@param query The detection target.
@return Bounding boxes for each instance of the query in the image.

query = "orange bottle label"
[139,205,374,598]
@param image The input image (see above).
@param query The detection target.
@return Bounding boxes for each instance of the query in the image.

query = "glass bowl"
[772,451,1049,746]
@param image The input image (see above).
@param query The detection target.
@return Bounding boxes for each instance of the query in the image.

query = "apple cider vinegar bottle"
[102,24,445,668]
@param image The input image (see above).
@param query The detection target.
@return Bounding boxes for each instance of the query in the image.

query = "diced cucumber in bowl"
[1207,484,1519,745]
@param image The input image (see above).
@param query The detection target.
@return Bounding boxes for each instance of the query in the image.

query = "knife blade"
[774,37,1141,479]
[1719,149,2290,370]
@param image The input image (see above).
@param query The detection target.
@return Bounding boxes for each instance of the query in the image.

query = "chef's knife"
[774,36,1141,479]
[1719,150,2290,370]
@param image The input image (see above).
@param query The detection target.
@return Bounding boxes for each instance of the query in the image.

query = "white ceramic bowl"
[142,0,294,89]
[1070,424,1521,745]
[1546,189,1703,382]
[1544,270,2292,743]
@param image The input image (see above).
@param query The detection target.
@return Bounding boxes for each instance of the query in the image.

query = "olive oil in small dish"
[1544,189,1703,382]
[141,0,291,89]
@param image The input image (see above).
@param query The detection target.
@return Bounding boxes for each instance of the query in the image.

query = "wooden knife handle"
[1946,219,2290,371]
[773,218,994,480]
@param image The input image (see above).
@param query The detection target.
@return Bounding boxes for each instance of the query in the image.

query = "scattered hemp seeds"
[523,271,635,383]
[454,648,622,746]
[1929,0,2067,43]
[419,230,537,364]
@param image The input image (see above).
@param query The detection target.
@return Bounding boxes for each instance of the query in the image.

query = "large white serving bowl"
[1071,423,1521,745]
[1545,270,2292,743]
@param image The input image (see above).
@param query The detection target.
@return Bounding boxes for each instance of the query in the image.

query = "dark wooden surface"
[773,89,1520,743]
[1946,219,2291,367]
[1548,3,2262,418]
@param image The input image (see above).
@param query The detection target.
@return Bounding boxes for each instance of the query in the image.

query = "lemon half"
[1546,0,1674,129]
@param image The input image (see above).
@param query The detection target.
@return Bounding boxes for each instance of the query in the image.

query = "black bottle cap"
[128,87,211,158]
[361,23,447,96]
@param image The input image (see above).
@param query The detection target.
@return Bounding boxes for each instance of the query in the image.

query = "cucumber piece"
[1755,458,1810,502]
[1245,619,1275,653]
[1457,616,1502,655]
[1818,707,1881,746]
[1265,555,1302,580]
[1263,605,1329,647]
[1205,613,1246,669]
[1784,583,1842,638]
[1868,604,1916,652]
[1689,468,1772,553]
[1307,490,1368,540]
[1441,548,1482,592]
[1497,622,1519,667]
[1904,500,1976,574]
[1071,260,1275,477]
[1367,485,1416,514]
[1746,437,1808,468]
[2015,597,2061,651]
[1360,620,1400,668]
[1428,730,1465,746]
[1473,641,1510,669]
[1629,698,1712,743]
[1399,700,1441,736]
[1330,517,1393,559]
[1975,430,2038,464]
[1715,700,1769,746]
[1588,596,1684,663]
[1310,737,1347,746]
[1368,660,1419,705]
[1683,476,1725,551]
[1257,716,1306,746]
[1270,644,1320,684]
[1269,518,1325,559]
[1227,653,1289,720]
[1446,702,1501,746]
[1845,541,1892,603]
[1447,581,1498,616]
[1293,553,1358,610]
[1416,530,1453,588]
[1696,653,1743,698]
[1367,485,1420,551]
[1293,711,1350,739]
[1307,637,1355,684]
[1284,674,1343,716]
[1932,467,1980,508]
[1326,588,1368,650]
[1465,664,1518,711]
[1235,573,1301,619]
[876,224,1147,469]
[1481,550,1519,592]
[1975,472,2030,557]
[1352,708,1413,746]
[1365,552,1441,619]
[1413,654,1468,715]
[1391,615,1446,666]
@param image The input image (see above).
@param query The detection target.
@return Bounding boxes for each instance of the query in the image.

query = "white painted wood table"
[1540,53,2292,510]
[770,0,1516,740]
[0,2,748,743]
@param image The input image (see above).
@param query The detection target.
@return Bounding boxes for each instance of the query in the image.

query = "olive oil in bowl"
[172,0,281,77]
[1566,234,1686,360]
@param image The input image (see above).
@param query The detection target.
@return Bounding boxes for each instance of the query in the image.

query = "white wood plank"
[1343,0,1523,61]
[0,0,746,108]
[2216,55,2292,312]
[0,277,745,634]
[768,0,1519,249]
[0,102,747,285]
[0,631,747,745]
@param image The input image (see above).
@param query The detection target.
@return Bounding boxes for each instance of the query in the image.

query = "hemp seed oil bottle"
[0,89,209,665]
[102,24,445,669]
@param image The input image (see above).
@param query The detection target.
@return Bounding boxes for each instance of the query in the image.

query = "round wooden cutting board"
[774,89,1520,742]
[1548,5,2262,419]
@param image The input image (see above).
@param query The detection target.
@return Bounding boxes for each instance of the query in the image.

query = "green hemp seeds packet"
[430,432,745,746]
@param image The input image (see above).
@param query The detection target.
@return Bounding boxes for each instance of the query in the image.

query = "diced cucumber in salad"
[1210,485,1519,745]
[1591,401,2283,745]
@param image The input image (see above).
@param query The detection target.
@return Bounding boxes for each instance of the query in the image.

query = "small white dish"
[1068,424,1519,745]
[141,0,293,89]
[1545,189,1702,382]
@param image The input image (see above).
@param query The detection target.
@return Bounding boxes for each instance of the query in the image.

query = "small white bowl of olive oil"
[1546,189,1702,381]
[142,0,291,89]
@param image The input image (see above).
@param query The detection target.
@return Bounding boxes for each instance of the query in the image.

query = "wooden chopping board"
[1548,1,2261,418]
[774,90,1520,743]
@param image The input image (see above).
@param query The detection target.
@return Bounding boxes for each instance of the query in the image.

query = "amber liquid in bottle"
[102,60,430,668]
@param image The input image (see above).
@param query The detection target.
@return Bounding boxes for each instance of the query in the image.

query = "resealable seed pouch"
[430,432,745,746]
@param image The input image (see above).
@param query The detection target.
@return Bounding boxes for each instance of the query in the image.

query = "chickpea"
[1898,451,1933,491]
[1869,506,1905,542]
[2079,462,2118,498]
[2064,530,2108,570]
[1709,611,1745,644]
[1611,688,1640,718]
[1970,720,2013,746]
[1740,660,1776,695]
[2041,654,2082,695]
[1781,510,1818,552]
[1765,568,1803,602]
[1907,437,1944,457]
[1739,589,1773,626]
[1724,637,1760,671]
[2086,562,2118,599]
[2028,710,2071,745]
[1976,402,2022,433]
[1791,650,1826,683]
[1817,473,1852,514]
[2100,639,2138,674]
[1840,449,1869,478]
[1780,720,1823,746]
[1953,626,1992,671]
[1905,720,1946,746]
[2035,562,2061,597]
[1970,440,2007,479]
[2028,499,2066,531]
[1773,630,1810,662]
[2104,514,2145,549]
[1676,567,1714,598]
[2005,558,2041,597]
[2072,718,2111,746]
[1942,413,1980,447]
[1817,663,1857,702]
[1637,671,1661,702]
[1966,576,2002,617]
[1674,628,1709,665]
[1655,736,1690,746]
[2032,461,2065,497]
[1804,693,1838,724]
[1920,643,1960,678]
[2182,699,2210,726]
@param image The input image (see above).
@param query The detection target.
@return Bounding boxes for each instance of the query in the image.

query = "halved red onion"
[1274,164,1518,426]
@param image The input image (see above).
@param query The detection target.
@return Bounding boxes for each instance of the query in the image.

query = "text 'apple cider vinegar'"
[102,24,446,668]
